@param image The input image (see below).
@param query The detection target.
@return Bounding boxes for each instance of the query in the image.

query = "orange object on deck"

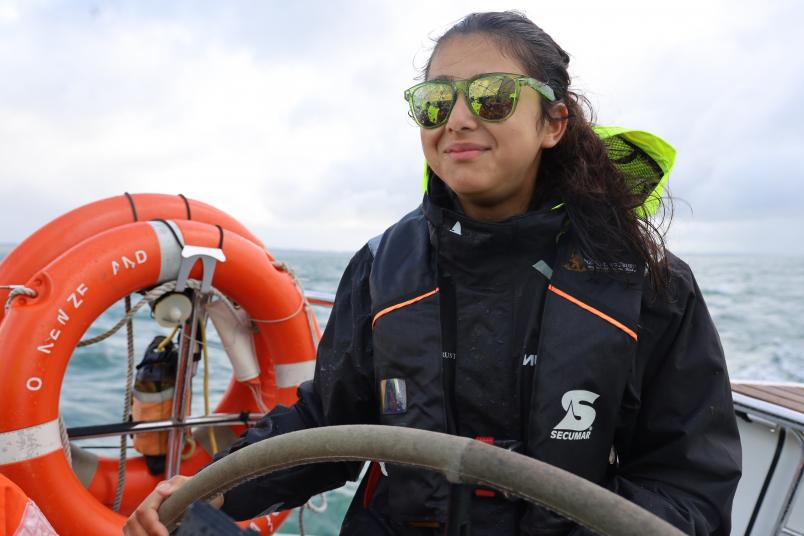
[0,215,319,535]
[1,473,57,535]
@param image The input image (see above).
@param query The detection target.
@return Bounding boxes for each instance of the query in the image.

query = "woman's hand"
[123,475,223,536]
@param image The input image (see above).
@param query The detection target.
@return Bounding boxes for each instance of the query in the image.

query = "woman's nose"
[446,92,479,132]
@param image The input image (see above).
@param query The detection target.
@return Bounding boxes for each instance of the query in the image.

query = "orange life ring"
[0,193,266,325]
[0,219,320,535]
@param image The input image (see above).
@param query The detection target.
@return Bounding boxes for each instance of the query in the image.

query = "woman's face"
[421,33,566,220]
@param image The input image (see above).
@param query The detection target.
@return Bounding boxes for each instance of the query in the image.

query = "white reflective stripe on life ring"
[0,419,62,465]
[148,220,184,284]
[275,360,315,388]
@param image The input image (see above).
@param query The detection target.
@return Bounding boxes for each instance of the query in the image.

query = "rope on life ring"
[1,285,37,313]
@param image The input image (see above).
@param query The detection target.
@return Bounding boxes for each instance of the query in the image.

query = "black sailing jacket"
[218,178,742,535]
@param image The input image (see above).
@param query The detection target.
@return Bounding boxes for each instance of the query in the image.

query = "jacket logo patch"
[522,354,537,366]
[550,390,599,440]
[563,252,636,274]
[564,253,587,272]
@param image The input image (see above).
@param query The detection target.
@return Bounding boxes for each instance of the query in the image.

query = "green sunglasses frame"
[404,72,557,129]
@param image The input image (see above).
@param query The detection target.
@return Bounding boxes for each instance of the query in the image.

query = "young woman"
[127,11,741,536]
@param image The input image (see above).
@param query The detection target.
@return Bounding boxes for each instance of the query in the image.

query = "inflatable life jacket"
[0,197,319,536]
[368,127,676,525]
[368,209,645,524]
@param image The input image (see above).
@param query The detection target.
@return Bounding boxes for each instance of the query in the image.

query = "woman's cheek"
[420,131,440,166]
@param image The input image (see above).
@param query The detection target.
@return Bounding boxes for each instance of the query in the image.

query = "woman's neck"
[456,194,532,222]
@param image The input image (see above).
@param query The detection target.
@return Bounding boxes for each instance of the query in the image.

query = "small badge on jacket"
[380,378,407,415]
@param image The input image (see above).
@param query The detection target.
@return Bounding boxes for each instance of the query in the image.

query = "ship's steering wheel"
[158,425,684,536]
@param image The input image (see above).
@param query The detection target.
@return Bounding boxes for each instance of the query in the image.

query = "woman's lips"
[445,143,489,161]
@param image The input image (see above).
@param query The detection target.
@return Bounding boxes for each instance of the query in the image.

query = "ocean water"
[1,245,802,534]
[689,254,804,383]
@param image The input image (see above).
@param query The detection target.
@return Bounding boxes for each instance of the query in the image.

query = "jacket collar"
[422,174,566,281]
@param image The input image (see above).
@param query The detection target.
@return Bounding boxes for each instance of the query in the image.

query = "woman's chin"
[441,174,497,198]
[448,186,508,210]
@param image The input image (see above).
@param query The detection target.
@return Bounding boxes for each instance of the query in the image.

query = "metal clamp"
[175,245,226,294]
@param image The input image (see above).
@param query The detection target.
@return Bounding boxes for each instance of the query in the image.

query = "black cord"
[150,218,184,249]
[744,427,787,535]
[178,193,192,220]
[124,192,139,222]
[215,224,224,249]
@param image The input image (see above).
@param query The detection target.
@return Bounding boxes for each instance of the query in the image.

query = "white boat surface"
[731,380,804,535]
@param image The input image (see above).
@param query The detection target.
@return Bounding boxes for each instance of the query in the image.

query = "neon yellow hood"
[592,126,676,218]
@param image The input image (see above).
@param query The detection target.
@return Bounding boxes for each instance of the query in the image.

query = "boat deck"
[732,381,804,415]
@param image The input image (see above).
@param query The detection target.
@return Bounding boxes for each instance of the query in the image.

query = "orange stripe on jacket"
[372,288,440,328]
[548,284,638,341]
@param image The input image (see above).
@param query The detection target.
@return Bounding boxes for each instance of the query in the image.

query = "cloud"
[0,1,431,250]
[670,216,804,256]
[0,0,802,254]
[0,3,19,24]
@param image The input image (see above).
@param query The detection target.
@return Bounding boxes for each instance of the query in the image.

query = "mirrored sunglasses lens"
[411,83,453,127]
[468,75,517,120]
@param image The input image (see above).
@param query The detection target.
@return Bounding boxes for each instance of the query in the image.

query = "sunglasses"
[404,72,556,129]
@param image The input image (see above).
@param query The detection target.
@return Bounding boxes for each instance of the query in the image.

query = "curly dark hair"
[425,11,671,293]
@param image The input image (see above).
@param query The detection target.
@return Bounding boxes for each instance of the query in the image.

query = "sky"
[1,0,802,255]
